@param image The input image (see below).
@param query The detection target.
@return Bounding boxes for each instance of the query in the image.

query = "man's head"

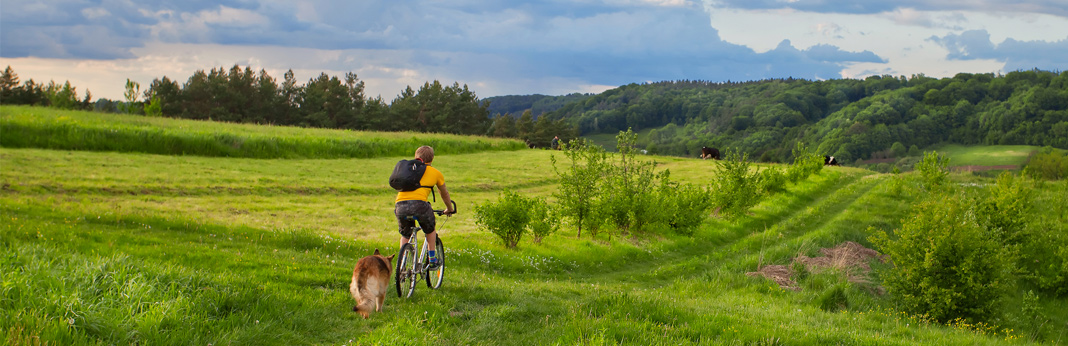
[415,146,434,163]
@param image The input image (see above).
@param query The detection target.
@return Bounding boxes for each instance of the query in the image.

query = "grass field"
[0,105,525,159]
[931,144,1039,167]
[3,107,1067,345]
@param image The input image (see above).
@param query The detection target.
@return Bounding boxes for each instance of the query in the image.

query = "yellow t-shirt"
[395,165,444,203]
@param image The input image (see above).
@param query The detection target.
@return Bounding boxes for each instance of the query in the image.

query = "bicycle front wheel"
[395,243,417,298]
[425,237,444,289]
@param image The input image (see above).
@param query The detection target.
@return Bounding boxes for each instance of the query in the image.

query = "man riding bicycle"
[394,146,455,269]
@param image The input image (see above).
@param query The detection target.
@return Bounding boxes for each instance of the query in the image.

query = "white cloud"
[81,7,110,20]
[196,7,270,27]
[704,6,1067,78]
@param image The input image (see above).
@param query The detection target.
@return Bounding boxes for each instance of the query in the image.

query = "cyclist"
[395,146,454,269]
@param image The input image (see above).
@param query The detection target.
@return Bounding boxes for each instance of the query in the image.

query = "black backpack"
[389,159,436,201]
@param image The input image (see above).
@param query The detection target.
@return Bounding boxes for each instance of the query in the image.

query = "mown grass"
[932,144,1040,167]
[0,105,525,159]
[4,146,1063,346]
[3,130,1067,344]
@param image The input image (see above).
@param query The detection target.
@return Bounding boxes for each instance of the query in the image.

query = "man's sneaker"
[426,257,441,270]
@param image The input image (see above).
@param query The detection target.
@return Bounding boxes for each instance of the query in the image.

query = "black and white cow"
[701,147,722,160]
[824,156,839,166]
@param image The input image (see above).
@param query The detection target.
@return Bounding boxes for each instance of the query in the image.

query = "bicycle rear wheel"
[425,237,444,289]
[395,243,417,298]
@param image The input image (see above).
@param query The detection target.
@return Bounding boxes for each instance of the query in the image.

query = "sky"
[2,0,1066,102]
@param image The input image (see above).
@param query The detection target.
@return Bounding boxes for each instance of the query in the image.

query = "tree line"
[517,70,1067,163]
[1,65,578,143]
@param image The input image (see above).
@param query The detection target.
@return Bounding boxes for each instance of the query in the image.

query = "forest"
[3,66,1065,162]
[530,71,1068,163]
[0,65,573,145]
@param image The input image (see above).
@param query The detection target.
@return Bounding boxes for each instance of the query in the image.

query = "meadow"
[932,144,1041,167]
[0,105,526,159]
[2,106,1067,345]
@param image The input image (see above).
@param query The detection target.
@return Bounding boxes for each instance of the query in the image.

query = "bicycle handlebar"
[433,201,458,216]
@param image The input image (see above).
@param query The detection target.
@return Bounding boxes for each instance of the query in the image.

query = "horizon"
[2,0,1066,101]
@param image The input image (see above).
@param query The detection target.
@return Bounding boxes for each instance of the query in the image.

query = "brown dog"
[350,249,395,318]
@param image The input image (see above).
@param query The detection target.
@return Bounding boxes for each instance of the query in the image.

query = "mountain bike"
[395,201,455,298]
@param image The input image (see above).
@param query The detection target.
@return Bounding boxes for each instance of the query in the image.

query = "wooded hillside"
[528,70,1067,163]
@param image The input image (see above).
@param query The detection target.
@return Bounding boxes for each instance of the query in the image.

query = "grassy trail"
[2,147,1043,345]
[572,171,875,287]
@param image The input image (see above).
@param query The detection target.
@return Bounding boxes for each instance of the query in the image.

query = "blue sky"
[2,0,1066,101]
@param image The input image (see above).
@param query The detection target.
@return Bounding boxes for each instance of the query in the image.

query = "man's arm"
[438,183,455,214]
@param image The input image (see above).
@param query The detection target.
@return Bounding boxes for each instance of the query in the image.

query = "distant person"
[392,146,455,269]
[551,136,560,150]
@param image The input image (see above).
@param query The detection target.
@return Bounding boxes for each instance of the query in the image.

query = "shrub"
[1023,147,1068,180]
[1014,179,1068,296]
[551,138,609,238]
[890,142,907,158]
[871,194,1010,323]
[474,191,532,248]
[786,142,823,183]
[144,96,162,117]
[915,151,950,190]
[711,149,761,219]
[977,172,1033,245]
[527,199,560,244]
[758,166,787,194]
[603,128,665,236]
[656,181,714,235]
[908,144,921,156]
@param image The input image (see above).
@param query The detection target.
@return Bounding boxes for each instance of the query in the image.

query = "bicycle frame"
[395,201,454,298]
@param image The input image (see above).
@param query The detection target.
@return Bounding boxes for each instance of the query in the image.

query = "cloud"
[930,29,1068,71]
[11,0,1054,101]
[702,0,1068,17]
[803,44,885,63]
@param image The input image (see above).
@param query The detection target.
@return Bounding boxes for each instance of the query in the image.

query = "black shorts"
[395,200,435,238]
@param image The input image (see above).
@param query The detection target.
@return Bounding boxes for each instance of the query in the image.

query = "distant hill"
[484,93,593,118]
[534,71,1068,163]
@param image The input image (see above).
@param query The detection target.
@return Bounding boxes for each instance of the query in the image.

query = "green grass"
[931,144,1039,167]
[582,128,654,152]
[3,120,1067,344]
[0,105,525,158]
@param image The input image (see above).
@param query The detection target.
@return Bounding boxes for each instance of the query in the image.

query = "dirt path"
[950,165,1018,172]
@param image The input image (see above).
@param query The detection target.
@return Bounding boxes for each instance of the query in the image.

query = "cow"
[701,147,722,160]
[824,156,839,166]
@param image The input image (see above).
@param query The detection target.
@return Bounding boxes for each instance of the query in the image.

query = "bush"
[757,166,787,194]
[1015,179,1068,296]
[1023,148,1068,180]
[527,199,560,244]
[786,142,823,183]
[977,172,1033,245]
[602,128,665,236]
[656,181,714,235]
[890,142,907,158]
[908,144,921,157]
[474,191,532,248]
[915,151,950,190]
[552,138,609,238]
[871,194,1010,323]
[711,149,761,219]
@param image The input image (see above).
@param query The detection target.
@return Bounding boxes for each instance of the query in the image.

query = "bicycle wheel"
[425,237,444,289]
[395,243,417,298]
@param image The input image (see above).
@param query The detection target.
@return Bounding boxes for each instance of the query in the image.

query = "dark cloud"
[0,0,949,94]
[930,30,1068,71]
